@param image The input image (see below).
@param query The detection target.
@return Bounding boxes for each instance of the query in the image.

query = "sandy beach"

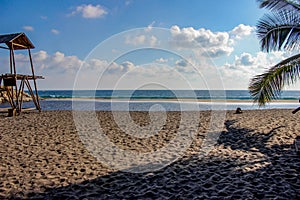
[0,109,299,199]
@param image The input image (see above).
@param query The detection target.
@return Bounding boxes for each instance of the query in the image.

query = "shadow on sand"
[9,120,300,199]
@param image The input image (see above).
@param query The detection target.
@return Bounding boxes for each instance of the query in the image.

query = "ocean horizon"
[1,89,296,111]
[37,89,300,101]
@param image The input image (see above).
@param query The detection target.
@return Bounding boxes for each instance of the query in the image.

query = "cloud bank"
[0,24,290,90]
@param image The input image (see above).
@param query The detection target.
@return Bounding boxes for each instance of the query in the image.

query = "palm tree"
[249,0,300,106]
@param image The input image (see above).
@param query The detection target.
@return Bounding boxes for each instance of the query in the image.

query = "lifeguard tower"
[0,32,44,116]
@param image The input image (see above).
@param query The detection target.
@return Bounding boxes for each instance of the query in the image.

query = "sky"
[0,0,297,90]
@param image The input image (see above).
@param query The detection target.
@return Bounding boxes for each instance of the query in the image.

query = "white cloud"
[149,35,158,46]
[102,61,137,74]
[25,51,83,74]
[51,29,60,35]
[70,4,108,19]
[170,25,233,58]
[204,46,234,58]
[175,59,188,67]
[125,34,158,46]
[230,24,255,39]
[126,35,145,45]
[121,61,135,71]
[23,26,34,31]
[22,51,137,76]
[33,50,48,62]
[169,24,256,58]
[11,51,130,76]
[235,52,256,66]
[218,51,294,89]
[88,58,109,69]
[155,58,168,63]
[12,54,28,65]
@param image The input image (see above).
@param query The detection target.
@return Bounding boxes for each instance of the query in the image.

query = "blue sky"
[0,0,295,90]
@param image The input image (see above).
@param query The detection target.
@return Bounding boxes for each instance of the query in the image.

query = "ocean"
[38,90,300,101]
[2,90,300,111]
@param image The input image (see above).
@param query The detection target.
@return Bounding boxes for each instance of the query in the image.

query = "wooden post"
[11,45,17,75]
[10,44,20,112]
[9,49,13,74]
[8,108,17,117]
[4,85,15,109]
[24,79,39,110]
[18,76,26,113]
[28,48,41,112]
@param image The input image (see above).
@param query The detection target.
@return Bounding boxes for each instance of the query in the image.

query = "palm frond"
[249,53,300,106]
[257,10,300,52]
[257,0,300,12]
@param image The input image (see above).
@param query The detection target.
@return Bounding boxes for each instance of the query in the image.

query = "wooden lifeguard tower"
[0,32,44,116]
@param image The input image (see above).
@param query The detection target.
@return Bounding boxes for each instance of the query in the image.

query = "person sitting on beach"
[235,107,242,114]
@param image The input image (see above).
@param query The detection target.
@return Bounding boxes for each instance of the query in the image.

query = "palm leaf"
[257,0,300,12]
[250,0,300,106]
[257,10,300,52]
[249,53,300,106]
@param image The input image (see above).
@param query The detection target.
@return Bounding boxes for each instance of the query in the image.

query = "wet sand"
[0,109,299,199]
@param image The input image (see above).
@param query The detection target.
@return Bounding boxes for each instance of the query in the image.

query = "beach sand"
[0,109,299,199]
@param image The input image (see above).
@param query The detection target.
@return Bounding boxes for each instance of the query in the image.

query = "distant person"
[235,107,242,114]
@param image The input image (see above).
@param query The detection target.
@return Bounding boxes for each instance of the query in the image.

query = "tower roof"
[0,32,35,50]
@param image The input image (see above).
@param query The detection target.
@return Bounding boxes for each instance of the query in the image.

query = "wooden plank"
[11,42,29,49]
[0,107,36,113]
[1,73,44,80]
[21,107,37,111]
[0,108,9,113]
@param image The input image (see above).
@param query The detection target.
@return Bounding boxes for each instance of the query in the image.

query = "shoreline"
[1,98,300,112]
[43,97,299,104]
